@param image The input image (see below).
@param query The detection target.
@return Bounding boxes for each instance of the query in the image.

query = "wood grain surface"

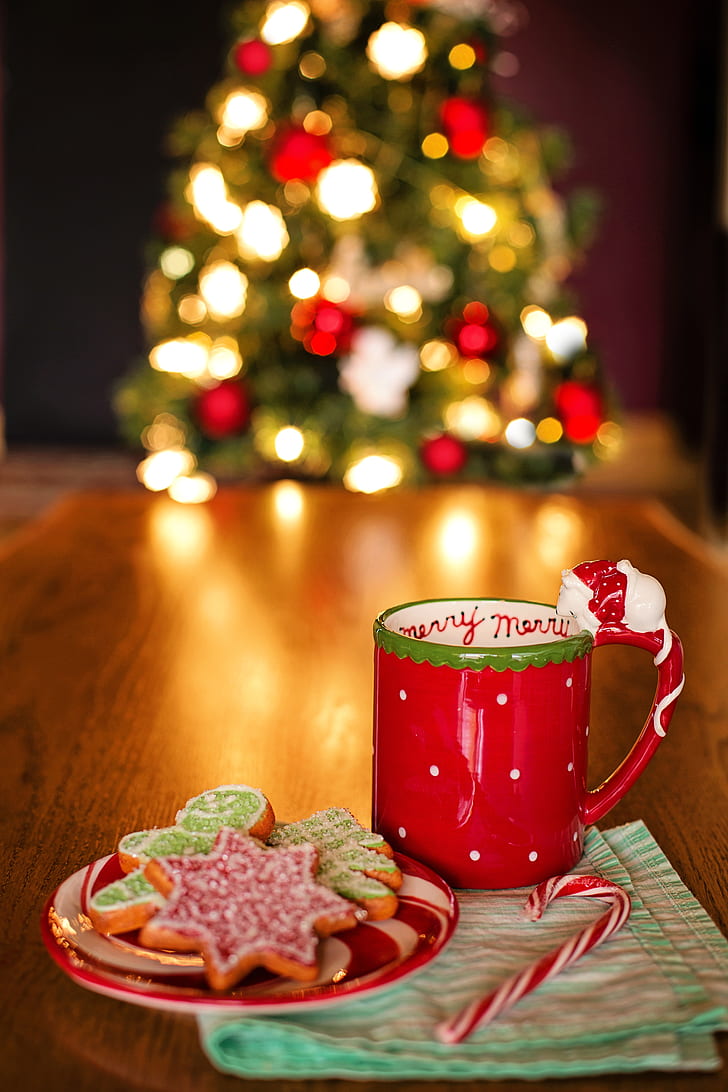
[1,483,726,1091]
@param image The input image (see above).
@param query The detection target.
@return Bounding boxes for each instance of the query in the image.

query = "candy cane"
[436,875,631,1045]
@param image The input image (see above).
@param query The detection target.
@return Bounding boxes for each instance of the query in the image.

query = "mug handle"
[583,625,685,825]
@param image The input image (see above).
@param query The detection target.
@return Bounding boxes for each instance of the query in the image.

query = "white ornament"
[324,235,452,310]
[338,327,420,417]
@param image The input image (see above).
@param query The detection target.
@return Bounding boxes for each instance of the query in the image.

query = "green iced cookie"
[176,785,269,834]
[269,808,400,904]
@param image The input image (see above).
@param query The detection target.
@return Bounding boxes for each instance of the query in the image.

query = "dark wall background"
[2,0,724,447]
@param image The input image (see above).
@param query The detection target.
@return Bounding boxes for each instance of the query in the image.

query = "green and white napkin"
[198,821,728,1080]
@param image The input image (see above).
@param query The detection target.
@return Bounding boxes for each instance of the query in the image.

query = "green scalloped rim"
[374,598,593,671]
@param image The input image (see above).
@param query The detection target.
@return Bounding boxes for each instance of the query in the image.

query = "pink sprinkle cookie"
[140,827,363,990]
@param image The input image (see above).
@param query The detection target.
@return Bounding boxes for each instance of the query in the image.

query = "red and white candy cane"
[436,875,631,1045]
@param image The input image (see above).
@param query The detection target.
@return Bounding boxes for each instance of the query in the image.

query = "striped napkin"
[198,821,728,1080]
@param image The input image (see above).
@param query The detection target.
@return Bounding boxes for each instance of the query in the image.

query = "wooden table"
[2,484,726,1091]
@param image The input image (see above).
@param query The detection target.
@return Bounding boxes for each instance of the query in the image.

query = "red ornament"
[439,96,489,159]
[269,125,333,183]
[194,381,250,439]
[291,297,355,356]
[232,38,272,76]
[447,302,500,358]
[420,433,468,476]
[554,381,603,443]
[468,37,488,64]
[153,202,197,242]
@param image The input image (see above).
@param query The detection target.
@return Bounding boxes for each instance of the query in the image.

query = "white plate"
[42,851,458,1014]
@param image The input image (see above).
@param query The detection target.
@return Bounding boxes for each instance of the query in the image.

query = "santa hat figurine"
[557,559,671,665]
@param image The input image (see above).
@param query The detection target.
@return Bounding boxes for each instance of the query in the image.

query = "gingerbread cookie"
[268,807,402,920]
[87,868,164,935]
[118,784,274,872]
[140,826,362,989]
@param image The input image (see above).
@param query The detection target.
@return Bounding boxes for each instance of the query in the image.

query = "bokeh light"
[236,200,289,261]
[315,160,378,220]
[150,336,209,378]
[137,448,196,491]
[199,260,248,319]
[168,472,218,504]
[343,453,403,493]
[261,1,310,45]
[274,425,305,462]
[188,164,242,233]
[545,317,588,360]
[504,417,536,449]
[160,247,195,279]
[288,267,321,299]
[420,339,457,371]
[444,397,500,440]
[366,22,427,80]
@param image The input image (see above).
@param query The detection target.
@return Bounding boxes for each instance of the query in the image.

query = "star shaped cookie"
[140,827,362,989]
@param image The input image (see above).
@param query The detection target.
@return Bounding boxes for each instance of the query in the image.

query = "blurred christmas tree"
[115,0,618,500]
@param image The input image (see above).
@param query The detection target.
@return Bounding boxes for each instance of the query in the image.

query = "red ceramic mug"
[372,560,685,889]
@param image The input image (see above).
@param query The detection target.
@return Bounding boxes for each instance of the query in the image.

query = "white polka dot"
[585,724,590,736]
[429,764,440,777]
[398,826,407,839]
[566,677,573,688]
[509,768,521,780]
[573,831,579,841]
[567,761,574,772]
[399,689,407,700]
[528,850,539,862]
[496,693,508,705]
[469,849,481,861]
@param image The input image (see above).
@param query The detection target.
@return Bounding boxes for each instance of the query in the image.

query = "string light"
[187,164,242,233]
[594,420,623,457]
[198,260,248,319]
[150,336,209,378]
[455,196,497,238]
[208,338,243,380]
[343,453,403,493]
[536,416,564,443]
[274,425,305,461]
[448,43,476,70]
[488,245,516,272]
[384,285,422,321]
[177,296,207,325]
[216,89,269,138]
[236,200,289,261]
[168,473,218,504]
[315,160,378,220]
[261,1,310,45]
[420,339,457,371]
[545,317,588,360]
[160,247,195,279]
[462,358,490,385]
[366,22,428,81]
[422,133,449,159]
[136,448,196,492]
[521,305,552,339]
[445,397,500,440]
[142,413,186,451]
[303,110,332,135]
[299,51,325,79]
[504,417,536,448]
[288,267,320,298]
[321,275,350,303]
